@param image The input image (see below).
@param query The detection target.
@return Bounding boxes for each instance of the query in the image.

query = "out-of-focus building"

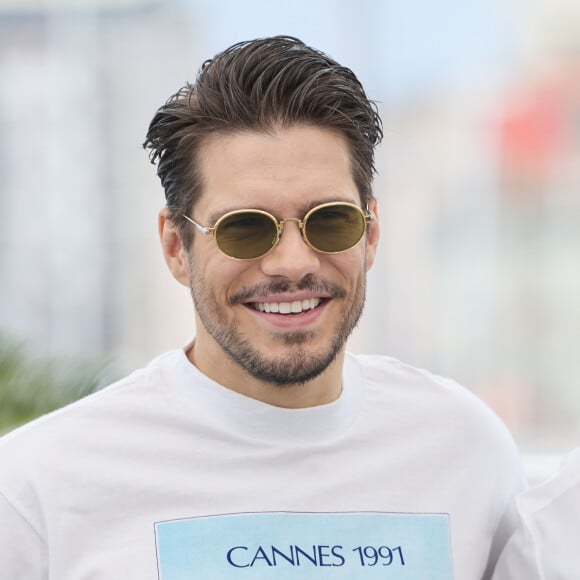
[0,0,200,368]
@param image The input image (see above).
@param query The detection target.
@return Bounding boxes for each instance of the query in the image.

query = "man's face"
[163,125,379,389]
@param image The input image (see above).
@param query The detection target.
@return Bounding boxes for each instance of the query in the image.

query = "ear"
[364,197,380,272]
[158,208,191,287]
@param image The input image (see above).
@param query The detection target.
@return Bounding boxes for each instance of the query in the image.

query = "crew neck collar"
[157,347,364,441]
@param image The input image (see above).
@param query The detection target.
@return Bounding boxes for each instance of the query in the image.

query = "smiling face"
[159,124,379,406]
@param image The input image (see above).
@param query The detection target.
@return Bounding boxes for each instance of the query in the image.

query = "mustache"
[229,274,347,304]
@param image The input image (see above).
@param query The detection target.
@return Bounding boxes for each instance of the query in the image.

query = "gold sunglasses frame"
[182,201,374,260]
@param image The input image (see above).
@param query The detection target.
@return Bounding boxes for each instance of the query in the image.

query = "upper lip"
[242,292,330,304]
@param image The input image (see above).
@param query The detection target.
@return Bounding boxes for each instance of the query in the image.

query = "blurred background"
[1,0,579,480]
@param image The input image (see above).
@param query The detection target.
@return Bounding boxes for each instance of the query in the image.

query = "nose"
[260,220,320,281]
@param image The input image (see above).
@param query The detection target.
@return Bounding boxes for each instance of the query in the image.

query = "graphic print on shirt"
[155,511,453,579]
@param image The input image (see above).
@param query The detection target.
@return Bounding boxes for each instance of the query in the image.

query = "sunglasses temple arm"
[182,214,212,236]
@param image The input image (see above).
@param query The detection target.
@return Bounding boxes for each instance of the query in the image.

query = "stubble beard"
[188,266,367,386]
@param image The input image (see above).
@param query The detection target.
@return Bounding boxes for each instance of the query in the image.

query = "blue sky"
[184,0,514,103]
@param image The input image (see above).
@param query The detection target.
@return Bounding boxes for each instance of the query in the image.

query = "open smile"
[252,298,324,314]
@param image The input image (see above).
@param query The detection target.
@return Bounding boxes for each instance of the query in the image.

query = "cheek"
[331,249,367,280]
[193,251,255,297]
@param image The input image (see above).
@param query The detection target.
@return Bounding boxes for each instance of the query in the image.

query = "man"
[0,36,525,579]
[493,448,580,579]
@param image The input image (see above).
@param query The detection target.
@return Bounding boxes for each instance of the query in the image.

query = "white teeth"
[254,298,322,314]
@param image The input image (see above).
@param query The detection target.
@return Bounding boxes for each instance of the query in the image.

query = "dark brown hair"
[143,35,383,246]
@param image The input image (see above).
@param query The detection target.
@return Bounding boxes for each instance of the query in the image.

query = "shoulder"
[347,352,521,455]
[350,351,495,411]
[350,351,465,392]
[0,349,188,540]
[0,349,181,462]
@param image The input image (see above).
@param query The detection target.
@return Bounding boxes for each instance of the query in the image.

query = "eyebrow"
[204,197,359,225]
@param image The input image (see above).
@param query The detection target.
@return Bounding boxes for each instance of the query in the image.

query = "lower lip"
[246,300,329,329]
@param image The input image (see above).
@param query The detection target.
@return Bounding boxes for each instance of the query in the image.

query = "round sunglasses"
[182,201,374,260]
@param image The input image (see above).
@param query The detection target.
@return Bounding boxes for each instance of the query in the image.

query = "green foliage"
[0,334,114,433]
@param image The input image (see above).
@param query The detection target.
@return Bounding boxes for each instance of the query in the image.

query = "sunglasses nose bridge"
[277,217,305,240]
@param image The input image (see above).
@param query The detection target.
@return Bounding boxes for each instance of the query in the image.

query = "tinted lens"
[304,203,366,253]
[215,210,278,259]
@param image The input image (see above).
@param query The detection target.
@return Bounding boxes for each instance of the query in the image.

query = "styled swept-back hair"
[143,35,383,246]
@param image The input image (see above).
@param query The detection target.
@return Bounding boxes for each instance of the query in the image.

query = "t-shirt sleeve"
[492,452,580,580]
[0,491,47,579]
[491,516,542,580]
[483,446,528,578]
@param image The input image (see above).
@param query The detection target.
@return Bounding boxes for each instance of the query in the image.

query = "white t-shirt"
[493,448,580,580]
[0,349,525,579]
